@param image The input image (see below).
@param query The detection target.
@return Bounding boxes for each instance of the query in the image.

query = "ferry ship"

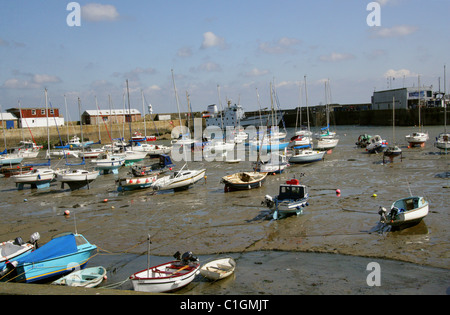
[203,101,282,129]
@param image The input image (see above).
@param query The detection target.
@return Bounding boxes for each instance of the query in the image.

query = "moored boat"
[130,237,200,293]
[378,196,429,230]
[55,168,99,190]
[200,257,236,281]
[221,171,267,192]
[153,166,206,192]
[0,233,97,283]
[52,266,106,288]
[262,178,309,220]
[12,168,55,189]
[117,174,159,191]
[0,232,40,269]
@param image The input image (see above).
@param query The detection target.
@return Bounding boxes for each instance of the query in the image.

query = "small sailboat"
[200,257,236,281]
[406,75,429,148]
[152,164,206,192]
[253,151,289,174]
[0,109,24,166]
[130,236,200,293]
[263,178,309,220]
[52,266,106,288]
[378,196,429,230]
[384,96,403,162]
[92,152,125,175]
[434,66,449,153]
[55,98,99,190]
[12,167,55,190]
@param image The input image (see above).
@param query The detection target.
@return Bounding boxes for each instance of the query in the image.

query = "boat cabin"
[278,180,307,201]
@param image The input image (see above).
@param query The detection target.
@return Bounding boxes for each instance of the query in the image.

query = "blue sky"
[0,0,449,119]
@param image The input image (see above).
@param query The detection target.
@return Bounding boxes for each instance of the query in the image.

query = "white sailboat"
[315,80,339,151]
[55,98,99,190]
[384,96,402,162]
[12,89,55,189]
[435,65,449,153]
[406,75,429,147]
[0,108,24,166]
[289,77,325,164]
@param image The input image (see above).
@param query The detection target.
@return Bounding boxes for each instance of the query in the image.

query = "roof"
[0,113,18,120]
[83,109,141,116]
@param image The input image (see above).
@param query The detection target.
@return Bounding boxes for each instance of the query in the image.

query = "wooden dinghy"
[200,257,236,281]
[52,266,106,288]
[221,171,267,192]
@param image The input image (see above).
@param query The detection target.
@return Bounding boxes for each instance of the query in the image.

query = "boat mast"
[45,88,50,158]
[171,69,183,131]
[126,79,132,140]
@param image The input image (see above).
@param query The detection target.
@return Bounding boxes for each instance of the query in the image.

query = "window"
[41,109,45,115]
[31,110,36,115]
[50,109,54,115]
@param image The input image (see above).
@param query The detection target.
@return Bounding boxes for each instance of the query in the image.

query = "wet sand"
[0,125,449,294]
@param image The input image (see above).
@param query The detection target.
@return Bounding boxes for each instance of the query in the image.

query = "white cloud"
[384,69,416,78]
[371,25,418,38]
[82,3,120,22]
[319,52,355,62]
[258,37,301,54]
[2,74,61,89]
[201,32,226,49]
[244,68,270,77]
[196,61,222,72]
[177,47,193,58]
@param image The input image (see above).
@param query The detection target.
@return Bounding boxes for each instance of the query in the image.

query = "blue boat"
[1,233,97,283]
[262,178,309,220]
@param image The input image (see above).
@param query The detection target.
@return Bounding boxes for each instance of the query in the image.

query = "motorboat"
[0,233,97,283]
[378,196,429,230]
[263,178,309,220]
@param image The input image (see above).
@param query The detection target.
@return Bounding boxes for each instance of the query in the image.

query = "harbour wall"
[1,107,448,147]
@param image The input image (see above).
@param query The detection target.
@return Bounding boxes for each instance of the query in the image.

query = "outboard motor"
[13,237,24,246]
[262,195,274,208]
[30,232,40,248]
[181,251,198,265]
[378,206,387,222]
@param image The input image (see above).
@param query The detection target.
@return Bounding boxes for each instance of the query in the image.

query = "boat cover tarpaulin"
[15,234,77,264]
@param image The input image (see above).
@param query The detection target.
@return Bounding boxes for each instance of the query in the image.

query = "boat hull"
[200,257,236,281]
[289,150,325,163]
[118,175,158,191]
[381,196,429,230]
[5,234,97,283]
[52,266,106,288]
[153,169,206,191]
[221,172,267,191]
[130,261,200,293]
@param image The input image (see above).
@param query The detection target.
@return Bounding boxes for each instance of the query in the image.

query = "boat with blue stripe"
[0,233,97,283]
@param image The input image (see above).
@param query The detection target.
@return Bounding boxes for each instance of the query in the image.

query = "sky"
[0,0,449,120]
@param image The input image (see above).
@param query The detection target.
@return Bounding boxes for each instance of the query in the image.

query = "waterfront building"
[81,109,141,125]
[371,86,436,110]
[7,107,64,128]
